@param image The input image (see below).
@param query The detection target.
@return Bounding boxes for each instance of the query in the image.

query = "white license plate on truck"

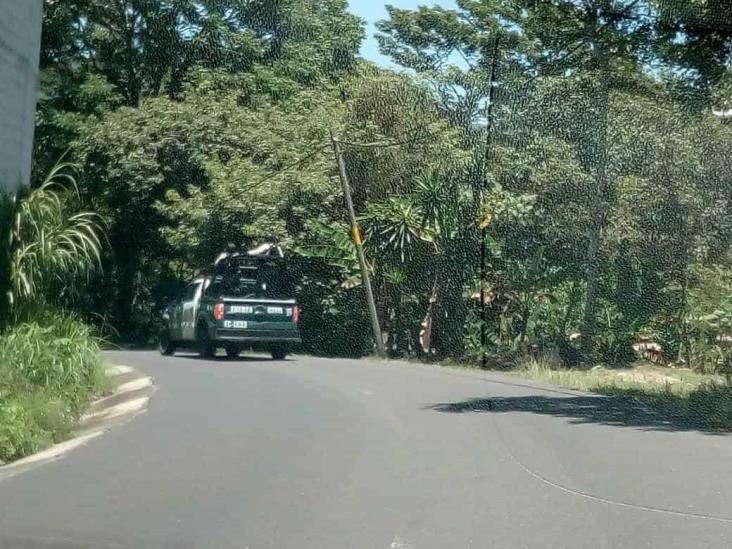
[223,320,248,329]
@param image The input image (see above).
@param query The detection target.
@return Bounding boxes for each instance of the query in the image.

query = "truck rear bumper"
[214,328,301,344]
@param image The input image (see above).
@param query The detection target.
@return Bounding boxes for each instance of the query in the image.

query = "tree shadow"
[172,352,289,363]
[426,390,732,435]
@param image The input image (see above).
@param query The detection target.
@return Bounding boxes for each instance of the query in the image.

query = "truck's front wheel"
[197,324,216,359]
[159,328,175,356]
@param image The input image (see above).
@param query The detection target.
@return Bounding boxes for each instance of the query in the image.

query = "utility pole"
[330,129,386,358]
[478,32,501,368]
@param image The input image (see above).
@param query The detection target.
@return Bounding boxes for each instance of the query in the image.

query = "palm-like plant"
[6,162,103,310]
[415,169,457,240]
[361,196,435,263]
[295,219,364,289]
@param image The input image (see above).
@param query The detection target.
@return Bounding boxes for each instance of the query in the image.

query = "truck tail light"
[292,305,300,324]
[213,303,225,321]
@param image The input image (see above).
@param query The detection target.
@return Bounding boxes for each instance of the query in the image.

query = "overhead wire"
[247,142,331,189]
[334,135,435,149]
[247,133,440,189]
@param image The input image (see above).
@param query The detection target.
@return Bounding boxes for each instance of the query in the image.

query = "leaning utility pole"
[329,129,386,358]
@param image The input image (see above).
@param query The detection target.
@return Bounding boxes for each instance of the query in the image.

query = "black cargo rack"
[199,244,286,278]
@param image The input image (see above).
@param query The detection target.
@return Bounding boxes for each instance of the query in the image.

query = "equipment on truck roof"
[208,243,285,273]
[201,242,292,299]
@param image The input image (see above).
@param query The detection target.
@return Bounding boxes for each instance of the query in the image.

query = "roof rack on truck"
[200,242,285,279]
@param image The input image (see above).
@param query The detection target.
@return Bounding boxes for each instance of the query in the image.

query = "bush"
[515,354,732,430]
[680,264,732,376]
[0,311,108,462]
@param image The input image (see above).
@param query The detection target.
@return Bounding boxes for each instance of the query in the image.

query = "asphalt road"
[1,351,731,549]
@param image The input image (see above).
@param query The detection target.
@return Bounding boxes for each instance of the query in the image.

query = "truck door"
[181,281,203,341]
[168,300,184,341]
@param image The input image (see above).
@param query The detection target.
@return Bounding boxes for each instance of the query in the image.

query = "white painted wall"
[0,0,43,193]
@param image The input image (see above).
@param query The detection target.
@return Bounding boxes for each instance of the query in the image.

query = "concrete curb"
[0,364,154,482]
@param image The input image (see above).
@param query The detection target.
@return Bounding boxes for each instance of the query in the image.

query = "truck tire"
[225,344,240,359]
[197,324,216,359]
[271,346,288,360]
[159,328,175,356]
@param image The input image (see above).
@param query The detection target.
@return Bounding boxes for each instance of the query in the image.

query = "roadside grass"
[513,353,732,431]
[334,350,732,430]
[0,311,110,463]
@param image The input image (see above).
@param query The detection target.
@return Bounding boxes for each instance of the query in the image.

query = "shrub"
[680,264,732,376]
[0,311,108,462]
[5,161,103,317]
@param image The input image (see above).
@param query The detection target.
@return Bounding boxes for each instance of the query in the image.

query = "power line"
[247,142,331,189]
[335,140,403,148]
[246,132,442,190]
[335,133,440,149]
[336,138,418,149]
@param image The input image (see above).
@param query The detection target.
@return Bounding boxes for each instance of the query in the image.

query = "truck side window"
[207,276,223,297]
[184,283,200,301]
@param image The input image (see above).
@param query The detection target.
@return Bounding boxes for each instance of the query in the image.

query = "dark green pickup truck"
[159,246,301,359]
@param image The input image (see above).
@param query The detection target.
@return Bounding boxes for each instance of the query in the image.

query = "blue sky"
[348,0,457,68]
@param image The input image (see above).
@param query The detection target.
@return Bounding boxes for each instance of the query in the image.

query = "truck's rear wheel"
[197,324,216,359]
[225,344,240,359]
[271,346,288,360]
[159,328,175,356]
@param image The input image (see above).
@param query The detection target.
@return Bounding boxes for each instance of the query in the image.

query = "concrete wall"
[0,0,43,193]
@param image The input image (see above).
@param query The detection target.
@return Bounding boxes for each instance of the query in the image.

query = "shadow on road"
[426,392,731,435]
[172,352,292,363]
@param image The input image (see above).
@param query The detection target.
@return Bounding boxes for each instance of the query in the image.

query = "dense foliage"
[0,311,107,462]
[6,163,102,313]
[33,0,732,373]
[0,161,107,462]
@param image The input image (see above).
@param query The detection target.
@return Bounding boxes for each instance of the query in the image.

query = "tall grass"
[0,311,109,462]
[515,354,732,430]
[7,161,103,312]
[0,162,108,463]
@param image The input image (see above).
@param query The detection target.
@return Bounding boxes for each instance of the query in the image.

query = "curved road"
[1,351,731,548]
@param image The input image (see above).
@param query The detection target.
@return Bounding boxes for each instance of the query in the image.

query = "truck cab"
[159,245,301,359]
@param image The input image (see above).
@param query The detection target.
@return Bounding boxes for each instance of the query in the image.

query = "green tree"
[514,0,656,358]
[377,0,658,359]
[653,0,732,105]
[37,1,364,341]
[341,71,470,357]
[40,0,363,103]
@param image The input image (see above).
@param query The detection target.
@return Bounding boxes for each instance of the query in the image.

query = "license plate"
[223,320,248,329]
[229,305,253,314]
